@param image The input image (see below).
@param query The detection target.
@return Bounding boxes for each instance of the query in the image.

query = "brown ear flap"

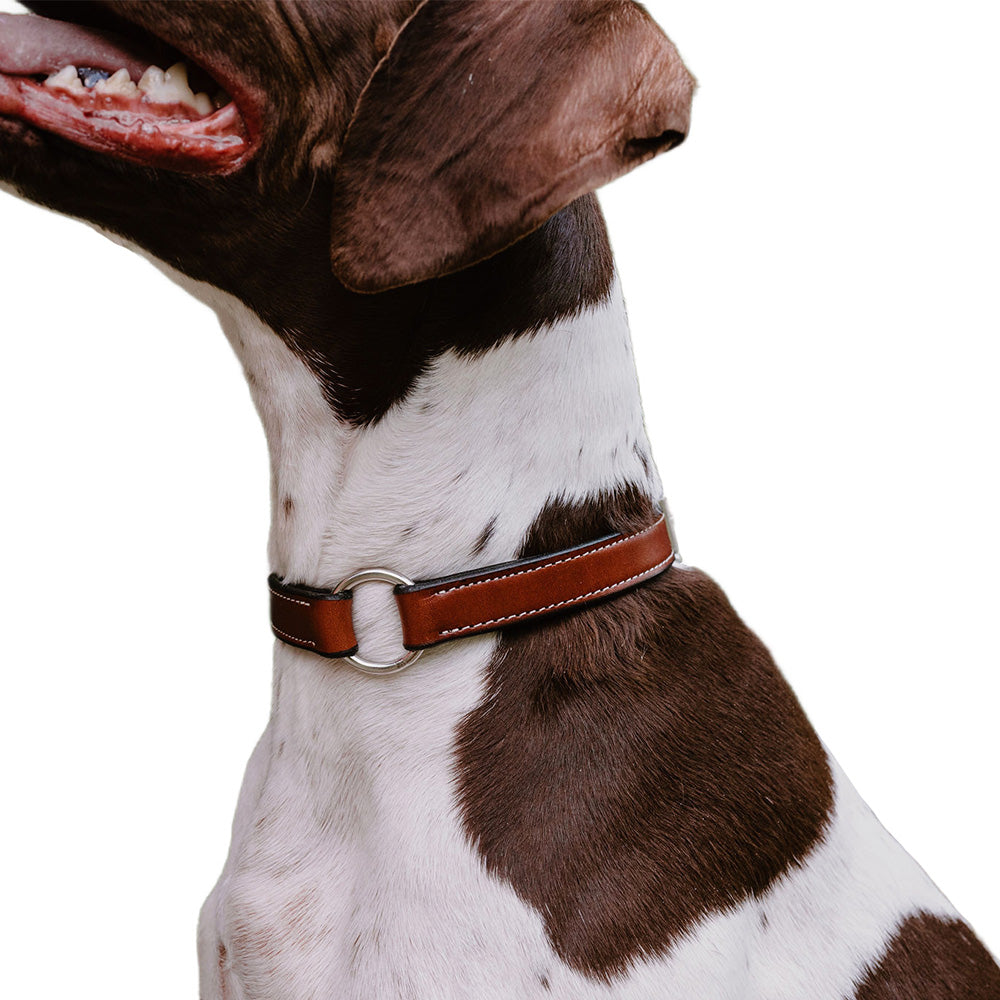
[330,0,694,293]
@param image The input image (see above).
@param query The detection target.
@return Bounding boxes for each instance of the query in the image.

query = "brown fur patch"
[854,912,1000,999]
[455,487,834,980]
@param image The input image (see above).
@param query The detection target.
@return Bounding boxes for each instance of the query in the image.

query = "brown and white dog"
[1,2,997,998]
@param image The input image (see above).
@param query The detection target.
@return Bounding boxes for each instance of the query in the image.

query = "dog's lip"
[0,11,257,174]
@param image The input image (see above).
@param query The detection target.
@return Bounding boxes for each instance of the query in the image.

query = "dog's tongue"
[0,12,150,79]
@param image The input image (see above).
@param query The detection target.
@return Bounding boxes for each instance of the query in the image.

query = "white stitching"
[271,624,316,647]
[432,518,663,597]
[269,585,311,608]
[438,554,674,637]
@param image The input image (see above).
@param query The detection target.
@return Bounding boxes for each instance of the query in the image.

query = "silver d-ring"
[334,568,423,675]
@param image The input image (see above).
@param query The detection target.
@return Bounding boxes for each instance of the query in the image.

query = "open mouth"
[0,8,252,172]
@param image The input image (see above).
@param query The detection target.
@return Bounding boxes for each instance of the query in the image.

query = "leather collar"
[269,512,674,674]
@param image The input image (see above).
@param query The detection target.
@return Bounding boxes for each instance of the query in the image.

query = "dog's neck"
[191,205,667,988]
[210,206,663,667]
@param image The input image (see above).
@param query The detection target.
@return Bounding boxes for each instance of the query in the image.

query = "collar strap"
[268,513,674,673]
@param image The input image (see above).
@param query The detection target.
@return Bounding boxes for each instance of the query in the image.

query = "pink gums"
[0,72,249,172]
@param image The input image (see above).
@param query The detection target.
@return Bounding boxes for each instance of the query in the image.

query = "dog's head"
[0,0,693,293]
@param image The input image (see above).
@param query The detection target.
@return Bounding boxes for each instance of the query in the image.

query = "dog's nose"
[626,127,687,159]
[625,37,695,158]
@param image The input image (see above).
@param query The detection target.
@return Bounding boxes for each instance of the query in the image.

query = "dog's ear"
[329,0,694,293]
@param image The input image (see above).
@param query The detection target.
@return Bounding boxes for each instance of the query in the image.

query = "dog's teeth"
[164,61,191,88]
[192,92,213,116]
[138,62,207,114]
[44,65,85,94]
[94,68,138,98]
[139,64,191,105]
[137,65,167,95]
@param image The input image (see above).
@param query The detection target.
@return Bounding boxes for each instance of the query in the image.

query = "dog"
[1,2,997,997]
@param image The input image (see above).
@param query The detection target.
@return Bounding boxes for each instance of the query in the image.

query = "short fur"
[0,2,996,997]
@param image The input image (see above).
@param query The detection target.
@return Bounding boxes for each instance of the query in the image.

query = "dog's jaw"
[0,8,254,171]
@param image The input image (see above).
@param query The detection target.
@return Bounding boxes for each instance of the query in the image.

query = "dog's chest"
[205,686,958,1000]
[203,638,558,1000]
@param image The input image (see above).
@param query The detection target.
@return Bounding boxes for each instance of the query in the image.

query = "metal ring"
[334,568,423,675]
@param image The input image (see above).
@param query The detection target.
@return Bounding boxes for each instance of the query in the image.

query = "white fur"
[128,260,956,998]
[606,758,955,1000]
[176,267,660,664]
[156,271,660,998]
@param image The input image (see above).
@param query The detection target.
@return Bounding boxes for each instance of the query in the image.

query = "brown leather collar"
[269,512,674,673]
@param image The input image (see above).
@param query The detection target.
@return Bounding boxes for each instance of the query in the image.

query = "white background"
[1,0,997,994]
